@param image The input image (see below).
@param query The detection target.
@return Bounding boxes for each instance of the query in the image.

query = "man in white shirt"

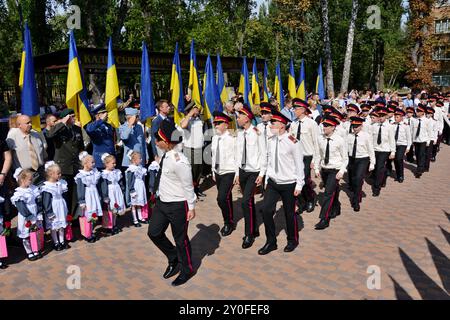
[180,102,205,198]
[256,103,274,195]
[211,112,237,237]
[148,120,196,287]
[347,116,375,212]
[410,103,432,178]
[425,106,438,172]
[314,115,348,230]
[405,106,416,163]
[391,109,411,183]
[289,98,320,213]
[259,110,304,255]
[370,107,395,196]
[236,104,267,249]
[442,95,450,145]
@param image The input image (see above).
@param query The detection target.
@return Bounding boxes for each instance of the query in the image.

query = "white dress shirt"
[257,121,274,151]
[410,116,432,145]
[315,132,348,175]
[182,117,204,149]
[211,130,237,177]
[159,149,197,210]
[443,104,450,127]
[434,106,444,135]
[236,125,267,176]
[266,132,305,191]
[6,129,47,170]
[429,118,439,142]
[370,121,396,155]
[347,131,375,168]
[289,116,320,163]
[391,122,412,149]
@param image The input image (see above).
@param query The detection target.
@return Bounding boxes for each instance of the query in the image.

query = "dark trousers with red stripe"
[394,145,407,179]
[215,172,235,225]
[425,141,434,170]
[298,155,315,208]
[239,169,259,237]
[414,142,427,174]
[347,157,369,207]
[262,179,298,246]
[148,199,193,275]
[319,169,341,221]
[373,151,390,193]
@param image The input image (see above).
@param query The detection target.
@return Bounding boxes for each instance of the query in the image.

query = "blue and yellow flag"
[216,54,228,104]
[274,62,284,110]
[288,58,296,99]
[66,30,91,127]
[204,54,223,115]
[262,60,269,102]
[19,23,41,131]
[296,58,306,100]
[140,41,156,124]
[251,57,260,105]
[316,58,325,100]
[171,43,185,126]
[105,37,120,128]
[189,39,210,121]
[238,57,252,107]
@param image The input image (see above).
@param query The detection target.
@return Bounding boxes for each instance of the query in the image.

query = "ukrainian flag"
[238,57,252,107]
[262,60,269,102]
[274,62,284,110]
[171,43,185,126]
[189,39,210,121]
[288,58,296,99]
[251,57,260,105]
[216,54,228,104]
[105,37,120,128]
[296,58,306,100]
[140,41,156,125]
[204,54,222,115]
[316,58,325,100]
[19,23,41,132]
[66,30,91,127]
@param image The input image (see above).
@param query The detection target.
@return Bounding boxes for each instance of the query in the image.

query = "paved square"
[1,146,449,300]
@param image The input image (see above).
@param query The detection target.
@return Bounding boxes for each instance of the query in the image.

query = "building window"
[435,19,450,34]
[432,75,450,87]
[433,46,450,60]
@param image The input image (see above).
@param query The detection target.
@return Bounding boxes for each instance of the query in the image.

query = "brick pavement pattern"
[1,146,449,300]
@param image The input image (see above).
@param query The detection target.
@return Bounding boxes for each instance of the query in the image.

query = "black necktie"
[377,124,382,145]
[416,119,421,138]
[275,137,279,173]
[352,134,357,158]
[395,123,400,142]
[263,123,267,140]
[215,137,221,172]
[154,154,166,194]
[296,121,301,140]
[324,138,330,165]
[349,124,352,134]
[241,132,247,168]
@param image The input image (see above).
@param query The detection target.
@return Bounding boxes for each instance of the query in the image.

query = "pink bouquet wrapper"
[0,235,8,258]
[141,203,149,220]
[79,216,92,238]
[30,228,44,252]
[102,211,114,229]
[65,224,73,241]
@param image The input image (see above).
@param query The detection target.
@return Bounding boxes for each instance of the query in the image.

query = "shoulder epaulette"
[288,135,298,143]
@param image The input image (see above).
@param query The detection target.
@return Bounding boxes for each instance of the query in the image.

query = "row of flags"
[19,26,326,130]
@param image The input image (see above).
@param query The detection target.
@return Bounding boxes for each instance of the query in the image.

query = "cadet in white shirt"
[180,101,206,198]
[289,98,320,214]
[432,99,444,159]
[405,107,416,163]
[342,104,360,135]
[391,109,412,183]
[314,115,348,230]
[370,107,395,196]
[211,112,237,237]
[235,105,267,249]
[148,120,196,287]
[256,103,274,195]
[258,110,304,255]
[425,106,438,172]
[347,116,375,212]
[410,103,432,178]
[441,97,450,145]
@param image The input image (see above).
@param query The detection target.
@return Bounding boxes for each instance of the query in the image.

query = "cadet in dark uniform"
[405,106,416,163]
[392,108,412,183]
[147,120,197,287]
[410,103,432,178]
[85,104,116,170]
[47,108,85,216]
[258,110,304,255]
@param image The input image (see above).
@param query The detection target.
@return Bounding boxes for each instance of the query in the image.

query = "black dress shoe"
[62,242,71,250]
[54,243,62,251]
[163,261,179,279]
[171,272,195,286]
[134,222,142,228]
[139,219,149,225]
[87,237,97,243]
[258,243,277,255]
[283,242,298,253]
[353,204,360,212]
[220,224,234,237]
[0,262,8,269]
[253,230,260,238]
[372,190,380,197]
[27,254,38,261]
[305,201,315,213]
[315,219,329,230]
[415,173,422,179]
[242,236,255,249]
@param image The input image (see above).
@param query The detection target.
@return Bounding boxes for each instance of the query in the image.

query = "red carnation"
[114,203,119,209]
[25,221,32,228]
[92,213,98,219]
[66,215,73,222]
[4,221,11,229]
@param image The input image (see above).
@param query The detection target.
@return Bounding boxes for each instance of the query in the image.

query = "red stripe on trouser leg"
[184,201,193,273]
[226,184,234,224]
[293,205,298,243]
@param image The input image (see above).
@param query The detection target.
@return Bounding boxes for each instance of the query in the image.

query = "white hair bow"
[127,150,134,160]
[45,161,56,170]
[101,153,111,162]
[79,151,89,161]
[13,167,24,181]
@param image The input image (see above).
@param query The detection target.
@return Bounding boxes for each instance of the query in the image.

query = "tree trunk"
[377,39,385,91]
[320,0,334,98]
[340,0,359,94]
[85,3,101,104]
[112,0,129,42]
